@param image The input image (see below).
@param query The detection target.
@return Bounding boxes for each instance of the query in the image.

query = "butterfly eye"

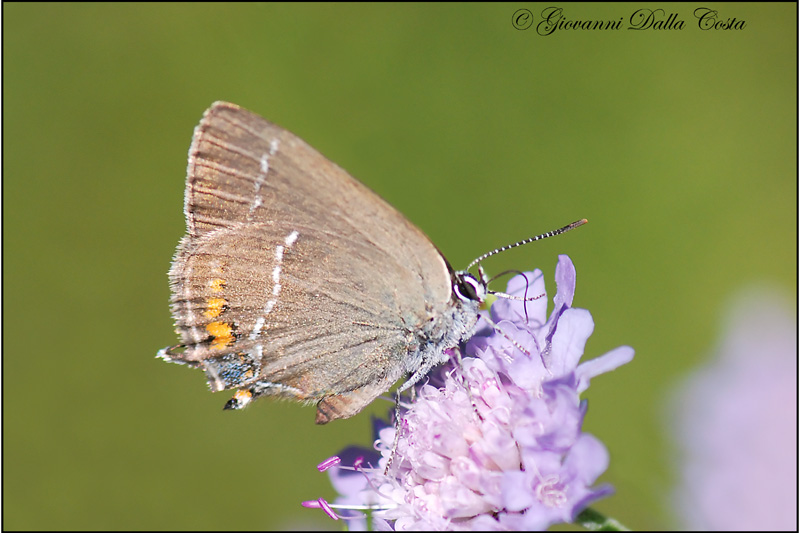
[453,273,484,302]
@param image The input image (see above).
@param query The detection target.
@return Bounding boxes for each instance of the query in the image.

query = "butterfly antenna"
[466,219,588,271]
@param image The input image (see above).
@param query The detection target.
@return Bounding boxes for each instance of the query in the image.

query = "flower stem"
[576,507,630,531]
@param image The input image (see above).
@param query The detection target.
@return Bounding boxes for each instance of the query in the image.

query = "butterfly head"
[452,268,488,304]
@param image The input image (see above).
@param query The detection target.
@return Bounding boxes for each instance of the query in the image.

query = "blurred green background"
[4,3,795,530]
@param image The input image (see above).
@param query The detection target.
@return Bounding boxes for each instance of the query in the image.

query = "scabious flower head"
[309,255,634,530]
[670,288,797,530]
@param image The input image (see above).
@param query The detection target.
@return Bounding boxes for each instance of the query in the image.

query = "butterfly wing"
[161,102,454,422]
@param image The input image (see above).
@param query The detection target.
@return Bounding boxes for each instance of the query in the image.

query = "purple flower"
[670,288,797,530]
[308,256,634,530]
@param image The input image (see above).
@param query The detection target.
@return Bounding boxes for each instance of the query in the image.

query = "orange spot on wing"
[209,278,226,293]
[204,297,227,319]
[206,321,235,348]
[235,389,253,402]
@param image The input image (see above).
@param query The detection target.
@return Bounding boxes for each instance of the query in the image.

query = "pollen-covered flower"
[307,256,634,530]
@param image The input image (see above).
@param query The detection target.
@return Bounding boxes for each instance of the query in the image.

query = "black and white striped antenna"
[467,218,588,272]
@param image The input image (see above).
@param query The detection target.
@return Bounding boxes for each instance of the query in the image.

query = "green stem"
[576,507,630,531]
